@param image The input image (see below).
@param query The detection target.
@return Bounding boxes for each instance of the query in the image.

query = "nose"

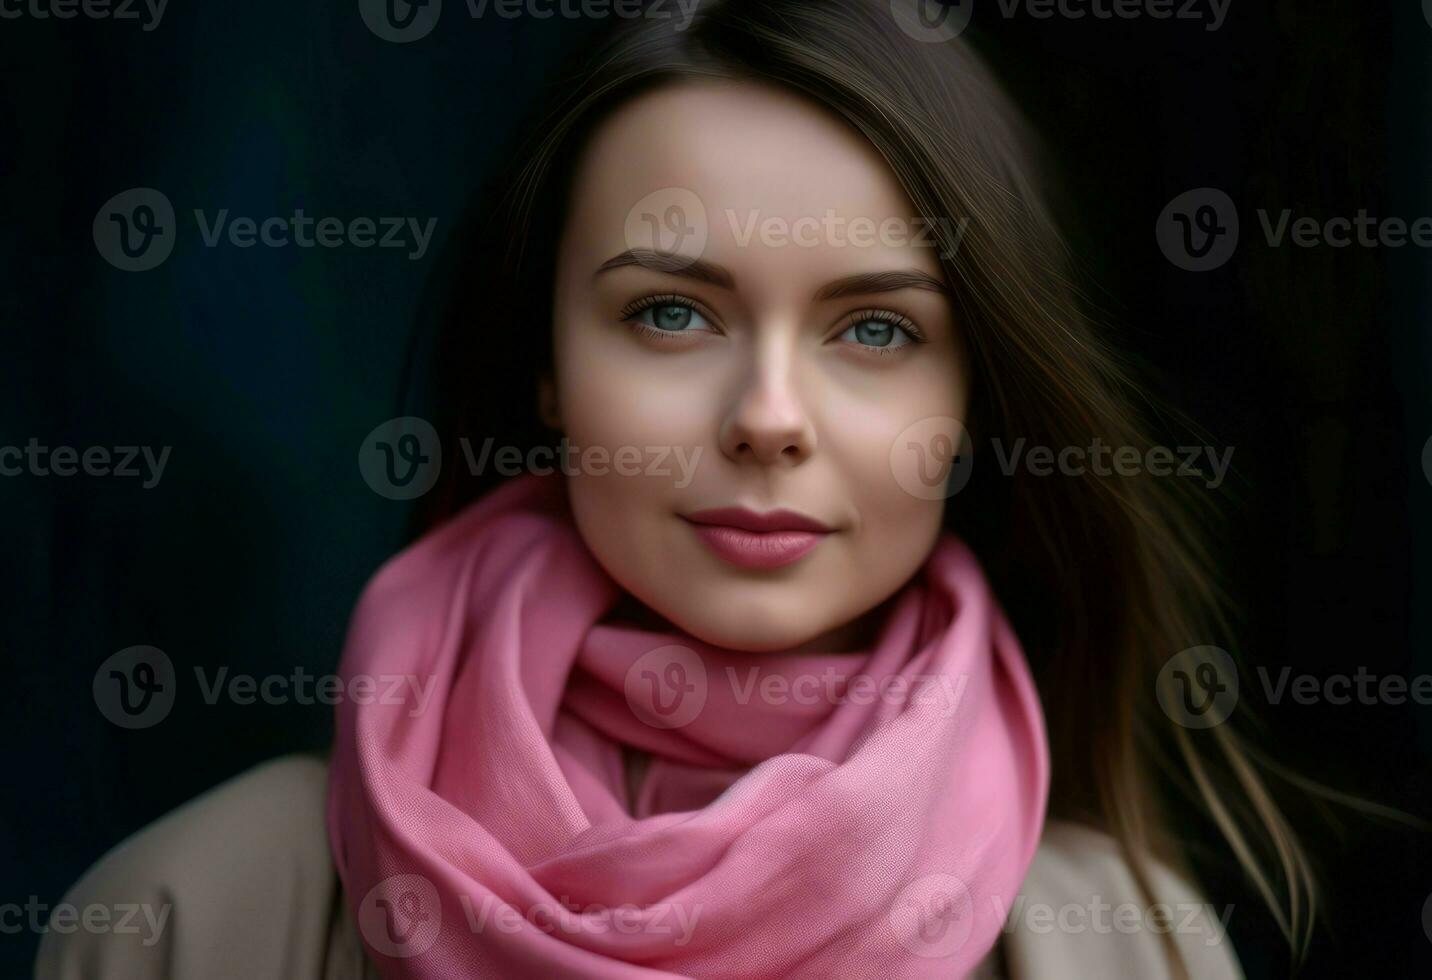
[717,345,817,466]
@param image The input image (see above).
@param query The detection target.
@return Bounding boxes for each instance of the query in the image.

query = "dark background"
[3,1,1428,976]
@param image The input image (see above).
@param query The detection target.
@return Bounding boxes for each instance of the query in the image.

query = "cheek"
[554,318,713,452]
[553,320,707,565]
[822,361,964,569]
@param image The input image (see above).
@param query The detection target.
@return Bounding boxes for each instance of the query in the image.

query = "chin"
[665,593,831,654]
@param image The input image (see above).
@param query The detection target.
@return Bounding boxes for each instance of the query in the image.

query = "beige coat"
[35,755,1242,979]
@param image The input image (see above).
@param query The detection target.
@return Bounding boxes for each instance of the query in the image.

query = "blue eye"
[632,301,710,333]
[839,315,916,350]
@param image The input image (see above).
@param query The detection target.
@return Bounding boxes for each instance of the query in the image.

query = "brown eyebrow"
[595,250,735,289]
[595,249,950,299]
[813,270,951,300]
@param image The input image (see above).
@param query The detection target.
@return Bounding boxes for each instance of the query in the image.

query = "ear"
[538,375,562,430]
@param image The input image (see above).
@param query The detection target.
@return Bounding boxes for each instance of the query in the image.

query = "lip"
[681,507,833,569]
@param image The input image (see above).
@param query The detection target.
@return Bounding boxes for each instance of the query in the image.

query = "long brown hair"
[415,0,1317,969]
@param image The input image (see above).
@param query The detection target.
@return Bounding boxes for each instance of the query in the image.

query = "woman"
[38,1,1312,976]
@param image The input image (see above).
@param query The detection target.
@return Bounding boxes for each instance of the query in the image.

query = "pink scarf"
[327,473,1049,979]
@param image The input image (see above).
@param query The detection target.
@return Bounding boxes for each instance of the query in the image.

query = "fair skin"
[546,79,969,675]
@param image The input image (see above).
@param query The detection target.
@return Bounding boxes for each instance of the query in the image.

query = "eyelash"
[617,294,720,341]
[835,308,926,354]
[616,294,927,352]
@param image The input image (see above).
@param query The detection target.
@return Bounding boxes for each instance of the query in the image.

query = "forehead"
[560,79,943,292]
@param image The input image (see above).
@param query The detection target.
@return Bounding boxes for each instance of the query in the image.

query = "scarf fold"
[327,473,1049,979]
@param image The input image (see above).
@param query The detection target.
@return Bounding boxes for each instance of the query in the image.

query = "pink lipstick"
[681,507,832,570]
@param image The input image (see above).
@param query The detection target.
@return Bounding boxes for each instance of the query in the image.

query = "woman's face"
[549,80,968,652]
